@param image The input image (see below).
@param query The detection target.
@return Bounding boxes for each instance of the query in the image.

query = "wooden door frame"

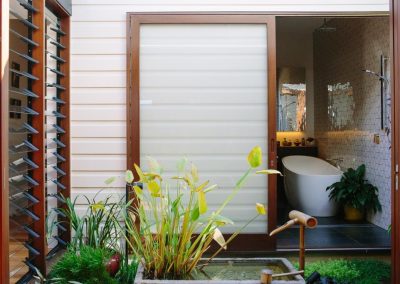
[0,0,10,282]
[391,1,400,283]
[126,13,277,251]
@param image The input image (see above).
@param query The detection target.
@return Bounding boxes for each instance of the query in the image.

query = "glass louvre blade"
[9,237,32,257]
[46,67,65,77]
[16,0,39,12]
[24,243,40,256]
[53,236,67,246]
[23,258,40,273]
[47,194,65,203]
[45,110,66,118]
[56,223,67,232]
[9,140,39,154]
[9,123,39,135]
[9,105,39,115]
[46,51,66,63]
[46,156,58,166]
[10,219,36,238]
[50,26,66,36]
[9,254,30,279]
[47,244,63,260]
[10,220,29,239]
[9,9,39,30]
[9,194,36,211]
[52,208,66,218]
[9,175,39,193]
[45,35,65,49]
[46,152,66,165]
[22,225,40,239]
[45,7,70,260]
[10,68,39,81]
[10,1,47,281]
[52,152,66,162]
[46,138,66,149]
[45,96,65,104]
[10,29,39,47]
[9,157,39,177]
[10,202,40,221]
[10,87,39,98]
[46,238,58,250]
[52,166,66,177]
[51,179,66,190]
[10,49,39,64]
[46,83,66,91]
[10,192,39,208]
[47,124,65,134]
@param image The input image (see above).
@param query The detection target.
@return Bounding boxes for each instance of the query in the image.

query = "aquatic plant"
[124,146,281,279]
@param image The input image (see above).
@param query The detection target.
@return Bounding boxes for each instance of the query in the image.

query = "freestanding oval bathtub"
[282,155,342,217]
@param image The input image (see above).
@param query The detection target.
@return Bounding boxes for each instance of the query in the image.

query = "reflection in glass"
[277,67,306,131]
[327,82,355,130]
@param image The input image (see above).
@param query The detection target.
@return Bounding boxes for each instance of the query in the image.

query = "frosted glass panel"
[139,24,268,233]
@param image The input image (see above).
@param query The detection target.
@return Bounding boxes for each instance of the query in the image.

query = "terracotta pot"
[344,204,364,221]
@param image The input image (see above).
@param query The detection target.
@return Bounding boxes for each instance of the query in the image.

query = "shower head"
[316,19,336,32]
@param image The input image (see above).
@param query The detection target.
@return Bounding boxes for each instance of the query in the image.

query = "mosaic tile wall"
[314,17,391,229]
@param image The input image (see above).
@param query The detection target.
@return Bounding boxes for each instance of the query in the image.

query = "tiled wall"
[314,17,391,229]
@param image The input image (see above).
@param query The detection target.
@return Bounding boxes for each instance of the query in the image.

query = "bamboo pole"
[260,269,273,284]
[289,210,318,228]
[272,270,304,278]
[299,224,305,276]
[269,210,317,237]
[269,219,297,236]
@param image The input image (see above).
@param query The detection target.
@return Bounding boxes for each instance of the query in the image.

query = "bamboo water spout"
[260,269,305,284]
[269,210,318,276]
[269,210,318,236]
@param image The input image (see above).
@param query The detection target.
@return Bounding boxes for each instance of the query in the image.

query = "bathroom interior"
[275,16,391,250]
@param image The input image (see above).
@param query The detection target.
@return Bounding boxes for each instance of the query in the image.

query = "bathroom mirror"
[277,67,306,131]
[327,82,355,130]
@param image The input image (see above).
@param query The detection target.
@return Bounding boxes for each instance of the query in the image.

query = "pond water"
[187,261,291,281]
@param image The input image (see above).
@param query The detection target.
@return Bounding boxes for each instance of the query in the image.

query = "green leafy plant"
[49,246,118,284]
[297,259,390,284]
[123,146,281,280]
[56,179,138,283]
[326,164,382,213]
[61,178,129,251]
[114,258,139,284]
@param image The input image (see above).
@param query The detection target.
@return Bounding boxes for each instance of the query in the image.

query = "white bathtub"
[282,155,342,217]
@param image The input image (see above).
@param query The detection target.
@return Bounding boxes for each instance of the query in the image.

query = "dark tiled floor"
[276,220,391,251]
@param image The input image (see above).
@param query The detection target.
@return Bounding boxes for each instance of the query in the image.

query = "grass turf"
[295,258,390,284]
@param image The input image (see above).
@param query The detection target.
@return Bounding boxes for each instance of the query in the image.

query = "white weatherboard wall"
[70,1,390,216]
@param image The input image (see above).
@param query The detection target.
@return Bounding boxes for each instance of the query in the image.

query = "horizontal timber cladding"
[70,1,389,215]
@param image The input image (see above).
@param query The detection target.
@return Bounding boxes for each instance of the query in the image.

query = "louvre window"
[7,1,70,283]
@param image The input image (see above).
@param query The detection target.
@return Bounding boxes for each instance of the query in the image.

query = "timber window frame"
[1,0,71,283]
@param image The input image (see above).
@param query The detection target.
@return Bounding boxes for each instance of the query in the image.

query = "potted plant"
[123,147,293,282]
[326,164,382,221]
